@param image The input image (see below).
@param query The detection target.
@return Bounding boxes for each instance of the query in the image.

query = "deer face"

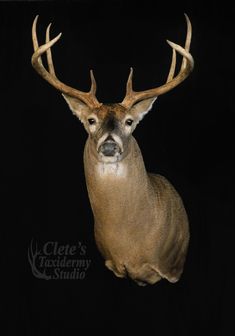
[62,95,157,163]
[32,15,193,163]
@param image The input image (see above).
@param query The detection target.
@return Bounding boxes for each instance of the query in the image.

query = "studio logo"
[28,239,91,280]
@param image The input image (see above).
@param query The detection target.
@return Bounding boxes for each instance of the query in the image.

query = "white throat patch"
[96,162,127,178]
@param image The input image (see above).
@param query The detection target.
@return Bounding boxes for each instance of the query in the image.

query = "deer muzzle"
[97,134,123,162]
[99,140,119,157]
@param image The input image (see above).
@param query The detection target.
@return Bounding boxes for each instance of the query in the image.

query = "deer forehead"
[95,104,127,121]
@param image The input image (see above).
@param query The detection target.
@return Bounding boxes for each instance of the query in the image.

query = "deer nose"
[106,135,114,141]
[100,141,118,156]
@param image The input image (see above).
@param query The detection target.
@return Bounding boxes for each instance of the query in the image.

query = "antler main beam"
[31,15,101,109]
[32,15,193,111]
[121,14,194,109]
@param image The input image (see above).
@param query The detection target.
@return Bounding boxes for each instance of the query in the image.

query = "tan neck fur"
[84,136,152,226]
[83,134,189,286]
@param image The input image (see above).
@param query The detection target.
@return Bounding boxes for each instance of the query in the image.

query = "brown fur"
[95,104,126,120]
[83,130,189,286]
[60,97,190,285]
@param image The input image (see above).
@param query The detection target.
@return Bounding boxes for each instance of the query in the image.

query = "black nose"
[100,141,118,156]
[106,135,114,141]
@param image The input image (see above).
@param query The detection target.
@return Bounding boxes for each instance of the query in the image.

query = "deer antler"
[121,14,194,109]
[31,15,102,109]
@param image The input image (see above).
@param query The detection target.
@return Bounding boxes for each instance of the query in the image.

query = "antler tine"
[90,69,97,95]
[121,67,134,105]
[46,22,56,76]
[121,14,194,109]
[166,48,176,83]
[126,67,133,95]
[167,14,191,82]
[181,13,192,70]
[32,15,42,66]
[31,16,102,109]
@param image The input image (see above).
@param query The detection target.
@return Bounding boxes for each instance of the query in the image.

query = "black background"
[1,1,234,335]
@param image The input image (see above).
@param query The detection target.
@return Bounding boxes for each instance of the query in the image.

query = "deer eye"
[88,118,96,125]
[125,119,133,126]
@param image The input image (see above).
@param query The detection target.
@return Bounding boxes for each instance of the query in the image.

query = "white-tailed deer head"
[32,15,193,285]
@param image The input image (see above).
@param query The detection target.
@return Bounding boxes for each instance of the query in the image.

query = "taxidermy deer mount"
[31,14,194,286]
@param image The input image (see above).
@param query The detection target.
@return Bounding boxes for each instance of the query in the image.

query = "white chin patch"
[98,152,121,164]
[96,153,126,177]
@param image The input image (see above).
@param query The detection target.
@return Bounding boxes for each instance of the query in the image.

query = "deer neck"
[83,136,151,224]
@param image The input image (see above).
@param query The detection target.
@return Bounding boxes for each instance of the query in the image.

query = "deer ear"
[62,93,91,122]
[130,97,158,121]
